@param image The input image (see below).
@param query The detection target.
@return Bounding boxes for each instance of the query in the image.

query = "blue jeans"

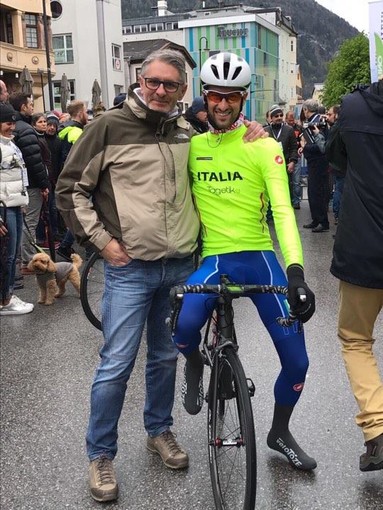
[0,206,23,301]
[291,160,302,206]
[333,175,345,220]
[86,255,195,461]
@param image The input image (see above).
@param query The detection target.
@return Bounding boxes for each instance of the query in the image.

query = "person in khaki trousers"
[326,79,383,472]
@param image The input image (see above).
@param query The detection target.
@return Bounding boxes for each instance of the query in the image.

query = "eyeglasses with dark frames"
[204,90,246,105]
[272,114,284,118]
[142,77,182,93]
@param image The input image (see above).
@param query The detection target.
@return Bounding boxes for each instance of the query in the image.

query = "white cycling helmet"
[201,52,251,90]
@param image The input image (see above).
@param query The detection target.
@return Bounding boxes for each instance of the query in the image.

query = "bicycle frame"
[202,290,239,368]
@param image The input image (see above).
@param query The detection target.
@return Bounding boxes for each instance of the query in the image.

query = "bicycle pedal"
[247,378,255,397]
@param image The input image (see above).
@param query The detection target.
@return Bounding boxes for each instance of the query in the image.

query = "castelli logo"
[275,155,284,165]
[293,383,304,392]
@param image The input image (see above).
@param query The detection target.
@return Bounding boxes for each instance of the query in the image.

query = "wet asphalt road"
[1,199,382,510]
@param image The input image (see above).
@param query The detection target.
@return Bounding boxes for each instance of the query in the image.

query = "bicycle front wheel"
[208,348,256,510]
[80,251,104,330]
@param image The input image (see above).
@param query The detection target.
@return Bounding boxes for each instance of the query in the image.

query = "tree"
[322,34,370,106]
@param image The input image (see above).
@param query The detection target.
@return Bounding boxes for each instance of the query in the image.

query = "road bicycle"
[80,251,104,330]
[168,274,302,510]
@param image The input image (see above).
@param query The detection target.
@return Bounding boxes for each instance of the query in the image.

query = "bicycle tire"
[80,251,104,330]
[208,347,256,510]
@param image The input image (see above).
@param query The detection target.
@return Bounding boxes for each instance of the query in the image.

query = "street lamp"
[198,36,209,94]
[42,0,54,110]
[37,68,46,111]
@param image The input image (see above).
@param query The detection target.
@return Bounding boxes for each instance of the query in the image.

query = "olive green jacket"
[56,87,199,260]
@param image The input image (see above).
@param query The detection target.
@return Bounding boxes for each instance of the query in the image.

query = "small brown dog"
[28,252,83,305]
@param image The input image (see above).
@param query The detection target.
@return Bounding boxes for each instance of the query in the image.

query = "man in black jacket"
[301,99,330,233]
[55,100,88,260]
[285,111,303,209]
[9,93,49,273]
[326,80,383,472]
[265,105,298,207]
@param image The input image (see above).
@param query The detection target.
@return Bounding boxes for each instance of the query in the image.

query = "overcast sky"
[315,0,373,33]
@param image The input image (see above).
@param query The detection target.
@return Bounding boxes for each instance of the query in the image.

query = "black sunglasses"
[142,77,182,93]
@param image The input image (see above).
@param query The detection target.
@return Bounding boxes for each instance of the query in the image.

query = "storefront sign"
[217,26,248,38]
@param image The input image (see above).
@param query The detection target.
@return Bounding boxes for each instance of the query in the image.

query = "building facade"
[0,0,55,111]
[50,0,125,110]
[122,2,302,121]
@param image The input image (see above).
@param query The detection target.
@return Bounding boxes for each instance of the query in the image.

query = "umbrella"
[19,66,34,95]
[60,73,70,113]
[91,79,102,109]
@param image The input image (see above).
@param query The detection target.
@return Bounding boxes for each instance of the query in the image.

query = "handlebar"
[167,277,305,331]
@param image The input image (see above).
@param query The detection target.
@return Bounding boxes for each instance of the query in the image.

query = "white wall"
[51,0,125,109]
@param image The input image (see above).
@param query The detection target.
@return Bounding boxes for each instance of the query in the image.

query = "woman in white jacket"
[0,102,33,315]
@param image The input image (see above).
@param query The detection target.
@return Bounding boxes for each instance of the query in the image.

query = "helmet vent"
[223,62,230,80]
[232,67,242,81]
[211,64,220,80]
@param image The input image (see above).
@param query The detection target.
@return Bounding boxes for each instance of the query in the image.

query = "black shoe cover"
[267,429,317,471]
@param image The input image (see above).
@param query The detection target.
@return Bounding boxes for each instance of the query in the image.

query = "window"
[0,10,13,44]
[134,24,149,33]
[25,13,38,48]
[114,85,123,97]
[53,34,74,64]
[257,26,262,49]
[112,44,122,71]
[135,67,142,82]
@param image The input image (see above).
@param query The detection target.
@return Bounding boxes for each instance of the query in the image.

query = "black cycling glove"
[286,264,315,323]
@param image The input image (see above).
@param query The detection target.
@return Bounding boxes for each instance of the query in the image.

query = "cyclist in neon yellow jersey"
[173,52,317,471]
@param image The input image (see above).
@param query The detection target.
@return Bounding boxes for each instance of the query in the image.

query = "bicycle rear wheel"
[80,251,104,330]
[208,348,256,510]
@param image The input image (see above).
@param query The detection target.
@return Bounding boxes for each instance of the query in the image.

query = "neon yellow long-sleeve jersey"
[189,124,303,268]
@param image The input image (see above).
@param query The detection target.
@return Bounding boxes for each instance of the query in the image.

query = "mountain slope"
[121,0,360,97]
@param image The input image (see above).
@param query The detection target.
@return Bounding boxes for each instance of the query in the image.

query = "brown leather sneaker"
[89,457,118,502]
[147,430,189,469]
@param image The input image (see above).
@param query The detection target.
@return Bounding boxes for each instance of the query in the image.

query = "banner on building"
[369,0,383,81]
